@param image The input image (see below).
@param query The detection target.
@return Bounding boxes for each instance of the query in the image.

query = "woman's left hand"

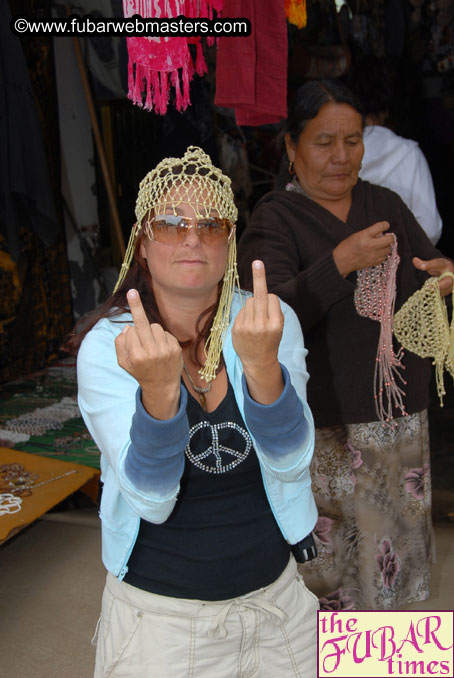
[413,257,454,296]
[232,260,284,404]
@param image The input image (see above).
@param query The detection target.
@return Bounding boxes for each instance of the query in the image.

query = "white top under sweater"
[359,125,442,245]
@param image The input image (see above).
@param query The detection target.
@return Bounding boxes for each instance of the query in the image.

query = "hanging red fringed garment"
[123,0,222,114]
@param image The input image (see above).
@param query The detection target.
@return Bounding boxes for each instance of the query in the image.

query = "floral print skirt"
[299,410,432,610]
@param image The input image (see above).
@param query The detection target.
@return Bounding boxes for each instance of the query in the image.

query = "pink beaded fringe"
[354,236,407,426]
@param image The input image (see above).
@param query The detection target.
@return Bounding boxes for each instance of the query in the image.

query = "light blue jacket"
[77,291,318,579]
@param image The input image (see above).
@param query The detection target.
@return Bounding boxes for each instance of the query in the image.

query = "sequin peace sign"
[185,421,252,474]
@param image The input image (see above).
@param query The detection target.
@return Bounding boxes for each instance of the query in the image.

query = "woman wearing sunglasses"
[69,147,318,678]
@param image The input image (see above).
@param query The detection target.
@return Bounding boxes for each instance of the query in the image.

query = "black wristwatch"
[291,532,317,563]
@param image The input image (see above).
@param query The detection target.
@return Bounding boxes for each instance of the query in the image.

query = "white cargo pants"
[93,555,318,678]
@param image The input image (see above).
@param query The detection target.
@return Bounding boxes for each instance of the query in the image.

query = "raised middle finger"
[252,260,269,319]
[127,289,154,348]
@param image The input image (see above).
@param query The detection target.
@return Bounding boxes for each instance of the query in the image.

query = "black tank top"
[124,378,290,600]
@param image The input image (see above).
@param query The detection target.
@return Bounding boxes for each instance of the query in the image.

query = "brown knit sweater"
[237,180,444,427]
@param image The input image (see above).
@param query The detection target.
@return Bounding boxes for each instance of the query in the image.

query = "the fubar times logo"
[318,611,454,677]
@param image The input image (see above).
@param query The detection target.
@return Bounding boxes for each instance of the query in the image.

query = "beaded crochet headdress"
[114,145,240,384]
[393,272,454,406]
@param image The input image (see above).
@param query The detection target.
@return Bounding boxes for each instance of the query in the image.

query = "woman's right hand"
[115,289,183,420]
[333,221,395,277]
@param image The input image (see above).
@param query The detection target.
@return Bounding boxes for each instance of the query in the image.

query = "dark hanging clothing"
[0,0,60,260]
[0,0,72,383]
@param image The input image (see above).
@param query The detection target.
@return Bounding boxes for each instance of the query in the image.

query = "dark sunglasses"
[146,215,234,246]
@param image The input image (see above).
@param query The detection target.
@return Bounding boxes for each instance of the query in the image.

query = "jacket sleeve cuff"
[124,385,189,491]
[131,385,189,456]
[242,364,310,457]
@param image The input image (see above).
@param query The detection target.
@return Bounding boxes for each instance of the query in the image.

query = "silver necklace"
[183,363,212,409]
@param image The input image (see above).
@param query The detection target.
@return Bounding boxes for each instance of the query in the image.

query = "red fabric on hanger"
[214,0,287,126]
[123,0,222,114]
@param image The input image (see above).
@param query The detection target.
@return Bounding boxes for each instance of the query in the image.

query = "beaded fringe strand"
[354,236,407,426]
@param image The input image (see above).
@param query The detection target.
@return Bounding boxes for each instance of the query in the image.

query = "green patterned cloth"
[0,360,100,469]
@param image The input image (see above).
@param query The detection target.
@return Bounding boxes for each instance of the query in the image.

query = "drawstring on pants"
[91,615,102,646]
[208,596,287,639]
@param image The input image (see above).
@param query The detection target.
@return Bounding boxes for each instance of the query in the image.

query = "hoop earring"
[288,160,295,175]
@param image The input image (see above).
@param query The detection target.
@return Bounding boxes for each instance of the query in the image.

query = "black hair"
[275,79,364,189]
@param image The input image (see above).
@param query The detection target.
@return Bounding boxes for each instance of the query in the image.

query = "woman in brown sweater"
[238,79,454,610]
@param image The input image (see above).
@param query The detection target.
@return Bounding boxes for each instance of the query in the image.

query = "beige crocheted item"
[393,272,454,406]
[113,146,241,384]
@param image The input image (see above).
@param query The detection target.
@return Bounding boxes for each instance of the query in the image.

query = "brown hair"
[64,230,222,366]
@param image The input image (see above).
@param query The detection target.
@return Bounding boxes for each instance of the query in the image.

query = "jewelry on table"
[0,463,38,497]
[0,493,23,516]
[183,363,212,410]
[0,463,78,498]
[31,469,78,489]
